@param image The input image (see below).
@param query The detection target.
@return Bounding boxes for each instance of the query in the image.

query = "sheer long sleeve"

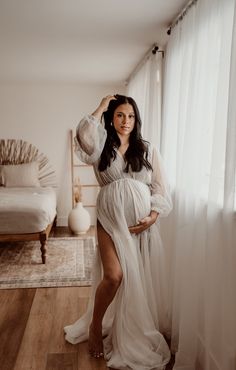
[150,146,173,217]
[74,115,107,165]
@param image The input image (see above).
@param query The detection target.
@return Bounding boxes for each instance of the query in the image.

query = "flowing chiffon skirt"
[64,178,170,370]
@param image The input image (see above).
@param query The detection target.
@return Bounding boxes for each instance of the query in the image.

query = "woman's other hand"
[128,211,159,234]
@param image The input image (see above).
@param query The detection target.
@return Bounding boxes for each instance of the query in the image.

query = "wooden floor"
[0,227,174,370]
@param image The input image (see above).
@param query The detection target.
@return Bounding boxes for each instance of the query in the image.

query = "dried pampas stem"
[73,176,82,203]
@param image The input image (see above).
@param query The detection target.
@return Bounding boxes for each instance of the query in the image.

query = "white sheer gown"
[64,115,173,370]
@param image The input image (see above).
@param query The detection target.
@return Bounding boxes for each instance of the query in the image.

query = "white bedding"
[0,187,57,234]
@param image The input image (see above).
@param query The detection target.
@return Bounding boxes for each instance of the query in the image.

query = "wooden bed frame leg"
[40,234,47,264]
[39,218,55,264]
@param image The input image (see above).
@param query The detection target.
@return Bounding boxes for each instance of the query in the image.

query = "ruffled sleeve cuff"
[150,194,173,218]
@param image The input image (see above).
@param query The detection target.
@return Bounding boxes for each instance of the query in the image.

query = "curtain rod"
[125,43,164,86]
[167,0,198,34]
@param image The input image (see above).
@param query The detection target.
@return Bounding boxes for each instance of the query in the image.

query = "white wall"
[0,83,125,225]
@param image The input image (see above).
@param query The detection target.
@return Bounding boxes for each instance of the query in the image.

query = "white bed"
[0,187,57,234]
[0,139,57,264]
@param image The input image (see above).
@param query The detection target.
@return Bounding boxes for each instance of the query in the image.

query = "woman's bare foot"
[88,324,104,358]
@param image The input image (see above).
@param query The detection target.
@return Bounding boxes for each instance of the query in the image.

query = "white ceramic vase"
[68,202,91,235]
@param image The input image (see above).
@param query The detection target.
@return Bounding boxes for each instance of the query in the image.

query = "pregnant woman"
[64,94,173,370]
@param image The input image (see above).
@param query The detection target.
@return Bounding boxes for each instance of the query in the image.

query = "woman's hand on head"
[99,95,117,112]
[91,95,117,121]
[128,211,159,235]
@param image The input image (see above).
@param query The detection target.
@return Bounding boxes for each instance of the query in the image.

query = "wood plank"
[47,287,89,354]
[13,288,57,370]
[46,352,78,370]
[0,289,36,370]
[47,286,108,369]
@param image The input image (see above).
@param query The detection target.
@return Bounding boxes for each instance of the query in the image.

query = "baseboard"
[56,216,95,227]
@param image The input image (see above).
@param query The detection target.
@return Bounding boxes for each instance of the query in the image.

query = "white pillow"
[2,162,40,187]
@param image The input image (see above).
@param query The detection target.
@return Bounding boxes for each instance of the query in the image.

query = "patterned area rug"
[0,237,96,289]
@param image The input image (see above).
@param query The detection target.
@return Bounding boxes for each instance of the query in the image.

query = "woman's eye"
[116,113,134,119]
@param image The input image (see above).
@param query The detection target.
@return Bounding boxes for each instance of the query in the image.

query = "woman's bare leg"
[89,221,123,358]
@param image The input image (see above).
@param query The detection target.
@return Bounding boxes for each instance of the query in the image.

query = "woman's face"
[113,103,135,137]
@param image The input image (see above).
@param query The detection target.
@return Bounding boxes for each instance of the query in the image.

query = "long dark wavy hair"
[98,94,152,172]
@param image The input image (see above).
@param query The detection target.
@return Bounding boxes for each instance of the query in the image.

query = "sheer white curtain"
[161,0,236,369]
[126,52,163,148]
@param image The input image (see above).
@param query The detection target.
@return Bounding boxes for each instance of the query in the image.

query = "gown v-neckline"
[117,147,128,160]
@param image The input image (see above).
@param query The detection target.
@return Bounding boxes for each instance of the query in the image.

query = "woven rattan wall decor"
[0,139,57,187]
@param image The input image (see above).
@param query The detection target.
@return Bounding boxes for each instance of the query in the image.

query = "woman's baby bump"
[97,178,151,227]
